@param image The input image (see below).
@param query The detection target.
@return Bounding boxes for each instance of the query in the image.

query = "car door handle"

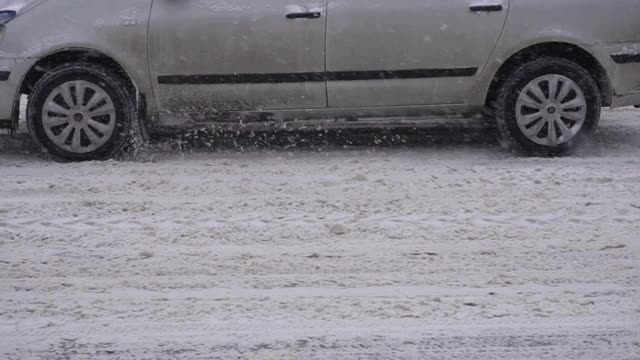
[469,4,503,12]
[286,12,322,19]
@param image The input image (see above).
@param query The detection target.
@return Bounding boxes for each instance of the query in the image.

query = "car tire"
[494,57,601,156]
[27,63,137,161]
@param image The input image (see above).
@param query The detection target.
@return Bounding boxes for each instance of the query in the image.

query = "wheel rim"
[42,80,116,154]
[515,74,587,147]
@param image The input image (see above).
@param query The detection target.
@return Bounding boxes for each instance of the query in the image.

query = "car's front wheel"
[494,57,601,156]
[27,63,136,161]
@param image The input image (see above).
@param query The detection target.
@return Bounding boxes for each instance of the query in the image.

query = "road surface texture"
[1,109,639,359]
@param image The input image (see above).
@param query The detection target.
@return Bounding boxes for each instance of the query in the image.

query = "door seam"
[145,0,158,117]
[323,0,330,108]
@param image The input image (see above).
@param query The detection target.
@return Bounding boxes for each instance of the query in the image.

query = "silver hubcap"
[516,74,587,147]
[42,80,116,153]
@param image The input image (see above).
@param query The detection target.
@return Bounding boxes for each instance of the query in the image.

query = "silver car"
[1,0,639,160]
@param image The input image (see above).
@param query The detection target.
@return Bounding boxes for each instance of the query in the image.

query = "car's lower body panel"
[155,82,328,114]
[327,77,478,108]
[152,104,486,132]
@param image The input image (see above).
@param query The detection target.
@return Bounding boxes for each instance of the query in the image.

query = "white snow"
[0,0,27,13]
[1,109,639,359]
[613,46,640,56]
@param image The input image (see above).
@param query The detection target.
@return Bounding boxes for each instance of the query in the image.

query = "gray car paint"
[149,0,328,113]
[325,0,508,108]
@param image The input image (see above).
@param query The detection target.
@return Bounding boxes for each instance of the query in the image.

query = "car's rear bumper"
[612,92,640,108]
[587,42,640,108]
[0,57,37,129]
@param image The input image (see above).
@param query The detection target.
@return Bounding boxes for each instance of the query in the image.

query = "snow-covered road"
[1,110,639,359]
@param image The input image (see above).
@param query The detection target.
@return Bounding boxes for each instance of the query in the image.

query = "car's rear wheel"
[495,57,601,156]
[27,63,136,161]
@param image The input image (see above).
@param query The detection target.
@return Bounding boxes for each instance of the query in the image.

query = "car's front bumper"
[587,42,640,108]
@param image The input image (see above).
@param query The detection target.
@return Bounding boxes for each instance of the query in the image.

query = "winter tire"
[27,63,137,161]
[495,57,601,156]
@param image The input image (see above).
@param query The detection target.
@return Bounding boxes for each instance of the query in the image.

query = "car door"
[148,0,327,118]
[326,0,508,108]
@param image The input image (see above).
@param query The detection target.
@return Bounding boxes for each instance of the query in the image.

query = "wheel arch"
[18,48,149,124]
[484,42,613,108]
